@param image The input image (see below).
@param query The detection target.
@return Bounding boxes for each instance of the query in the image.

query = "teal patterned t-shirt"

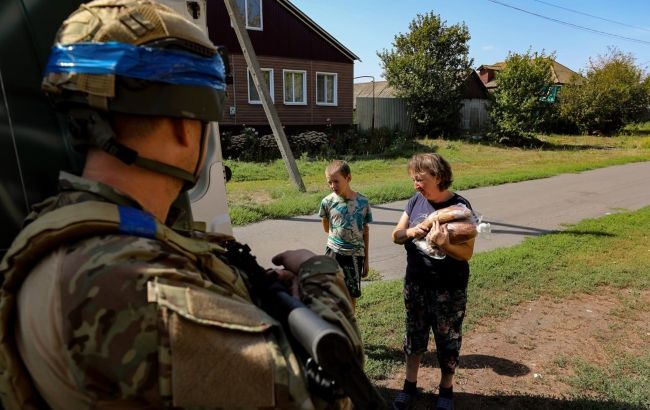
[319,192,373,256]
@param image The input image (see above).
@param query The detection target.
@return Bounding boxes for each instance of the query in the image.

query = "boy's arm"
[321,218,330,233]
[362,223,369,277]
[318,199,329,233]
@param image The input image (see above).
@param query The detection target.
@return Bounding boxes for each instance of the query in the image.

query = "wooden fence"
[355,97,415,136]
[459,98,490,133]
[356,97,490,135]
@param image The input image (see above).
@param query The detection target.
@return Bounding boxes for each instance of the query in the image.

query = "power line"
[486,0,650,46]
[532,0,650,33]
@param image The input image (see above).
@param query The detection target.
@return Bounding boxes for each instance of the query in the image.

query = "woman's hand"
[427,220,450,248]
[409,223,430,239]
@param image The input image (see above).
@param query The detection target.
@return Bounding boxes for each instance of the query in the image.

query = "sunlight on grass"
[225,135,650,225]
[356,206,650,386]
[362,268,383,282]
[567,353,650,407]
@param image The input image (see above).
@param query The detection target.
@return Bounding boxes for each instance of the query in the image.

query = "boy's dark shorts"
[403,275,467,374]
[325,247,363,298]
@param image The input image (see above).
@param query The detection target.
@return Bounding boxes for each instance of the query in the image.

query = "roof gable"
[549,61,579,84]
[207,0,358,63]
[478,59,579,85]
[278,0,359,61]
[462,70,490,98]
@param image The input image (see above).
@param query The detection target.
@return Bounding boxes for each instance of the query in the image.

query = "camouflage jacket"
[0,172,362,409]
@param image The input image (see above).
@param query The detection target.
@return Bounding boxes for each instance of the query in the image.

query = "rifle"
[224,241,388,410]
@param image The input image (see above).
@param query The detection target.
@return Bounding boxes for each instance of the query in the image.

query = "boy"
[319,160,372,309]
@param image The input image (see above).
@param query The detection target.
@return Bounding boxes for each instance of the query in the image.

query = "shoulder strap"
[0,201,236,409]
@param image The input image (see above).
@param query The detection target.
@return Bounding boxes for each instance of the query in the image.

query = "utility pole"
[223,0,305,192]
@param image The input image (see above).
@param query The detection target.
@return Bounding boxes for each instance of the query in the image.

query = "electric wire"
[486,0,650,46]
[532,0,650,33]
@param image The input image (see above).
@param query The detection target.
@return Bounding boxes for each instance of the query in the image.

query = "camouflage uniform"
[1,172,362,409]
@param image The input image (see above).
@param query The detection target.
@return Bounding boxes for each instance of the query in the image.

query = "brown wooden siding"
[207,0,352,63]
[479,67,499,84]
[462,72,490,99]
[220,55,353,126]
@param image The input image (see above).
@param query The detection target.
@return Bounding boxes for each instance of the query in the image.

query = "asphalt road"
[234,161,650,281]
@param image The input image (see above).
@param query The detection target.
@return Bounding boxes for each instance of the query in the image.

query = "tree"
[559,48,650,135]
[488,50,555,145]
[378,13,472,137]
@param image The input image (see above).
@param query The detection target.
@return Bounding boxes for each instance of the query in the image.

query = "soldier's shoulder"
[58,233,197,285]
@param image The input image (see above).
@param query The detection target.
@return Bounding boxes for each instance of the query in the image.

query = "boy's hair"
[408,153,453,190]
[326,160,351,177]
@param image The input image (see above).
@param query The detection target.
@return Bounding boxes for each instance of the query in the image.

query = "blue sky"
[290,0,650,82]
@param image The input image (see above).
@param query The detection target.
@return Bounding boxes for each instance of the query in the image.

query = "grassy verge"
[356,206,650,405]
[550,289,650,408]
[225,135,650,225]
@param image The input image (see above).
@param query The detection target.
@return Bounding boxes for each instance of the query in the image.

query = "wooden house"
[477,60,579,93]
[459,70,491,133]
[207,0,359,128]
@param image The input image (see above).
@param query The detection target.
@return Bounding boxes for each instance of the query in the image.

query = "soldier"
[0,1,366,409]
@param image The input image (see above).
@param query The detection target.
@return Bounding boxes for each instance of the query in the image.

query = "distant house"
[477,60,580,101]
[207,0,359,128]
[459,71,491,133]
[352,71,491,135]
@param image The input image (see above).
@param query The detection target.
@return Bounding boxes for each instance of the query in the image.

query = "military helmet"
[41,0,227,186]
[42,0,226,122]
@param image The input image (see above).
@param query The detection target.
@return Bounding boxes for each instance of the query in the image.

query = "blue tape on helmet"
[45,42,226,90]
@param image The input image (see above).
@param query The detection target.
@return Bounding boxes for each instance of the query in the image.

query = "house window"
[248,68,273,104]
[234,0,263,30]
[316,72,337,106]
[283,70,307,105]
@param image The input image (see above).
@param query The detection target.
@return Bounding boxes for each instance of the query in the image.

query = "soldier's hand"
[271,249,317,273]
[267,268,300,298]
[271,249,316,298]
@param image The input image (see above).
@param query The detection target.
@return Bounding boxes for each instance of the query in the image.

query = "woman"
[391,153,475,410]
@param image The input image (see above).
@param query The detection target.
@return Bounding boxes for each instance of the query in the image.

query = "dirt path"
[374,289,650,409]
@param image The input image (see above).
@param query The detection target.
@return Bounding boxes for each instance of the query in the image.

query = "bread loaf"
[421,204,473,229]
[447,221,478,244]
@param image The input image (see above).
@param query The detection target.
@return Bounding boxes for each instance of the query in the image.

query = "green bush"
[222,126,417,162]
[487,50,556,146]
[559,48,650,135]
[619,121,650,137]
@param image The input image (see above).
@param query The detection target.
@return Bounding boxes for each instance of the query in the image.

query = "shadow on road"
[278,216,320,223]
[372,204,405,212]
[369,220,400,227]
[487,221,555,236]
[486,221,615,238]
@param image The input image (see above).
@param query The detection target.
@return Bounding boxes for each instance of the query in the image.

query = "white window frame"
[248,68,274,104]
[315,72,338,106]
[283,69,307,105]
[233,0,263,31]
